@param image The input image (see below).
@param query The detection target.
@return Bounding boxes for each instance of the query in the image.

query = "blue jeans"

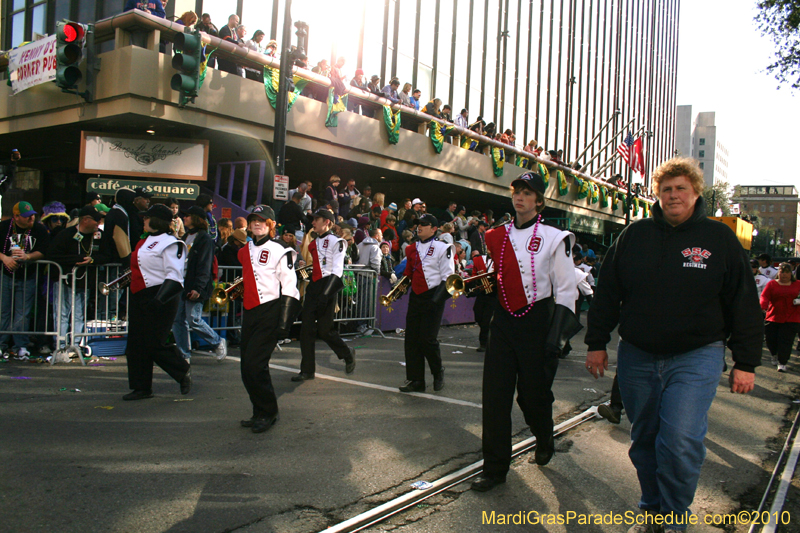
[172,299,220,360]
[0,272,37,350]
[56,282,85,349]
[617,339,724,529]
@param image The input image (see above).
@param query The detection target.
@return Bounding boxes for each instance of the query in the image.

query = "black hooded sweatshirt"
[584,196,763,372]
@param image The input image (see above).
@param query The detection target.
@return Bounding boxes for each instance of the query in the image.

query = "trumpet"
[445,271,496,297]
[99,269,132,295]
[380,275,411,307]
[211,277,244,305]
[296,264,313,281]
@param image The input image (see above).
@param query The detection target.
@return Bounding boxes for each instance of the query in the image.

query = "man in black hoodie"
[584,158,762,530]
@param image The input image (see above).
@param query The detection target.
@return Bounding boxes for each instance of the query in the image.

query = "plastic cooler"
[86,320,128,356]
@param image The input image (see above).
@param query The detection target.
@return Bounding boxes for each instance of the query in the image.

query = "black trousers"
[299,280,350,374]
[404,289,446,382]
[482,297,557,479]
[473,292,496,347]
[241,300,280,419]
[765,320,798,365]
[126,286,189,391]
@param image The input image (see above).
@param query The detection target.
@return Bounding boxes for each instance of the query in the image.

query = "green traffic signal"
[55,22,86,89]
[171,31,202,105]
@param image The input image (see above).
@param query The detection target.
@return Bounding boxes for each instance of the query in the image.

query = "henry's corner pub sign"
[79,132,209,181]
[87,178,200,200]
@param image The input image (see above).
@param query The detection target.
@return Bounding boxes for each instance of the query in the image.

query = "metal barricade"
[65,263,130,365]
[0,260,65,360]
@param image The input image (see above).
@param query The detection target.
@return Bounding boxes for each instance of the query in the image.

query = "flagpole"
[625,158,632,226]
[579,116,637,172]
[571,109,621,166]
[592,125,646,177]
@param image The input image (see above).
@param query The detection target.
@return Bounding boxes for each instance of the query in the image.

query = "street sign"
[86,178,200,200]
[730,203,740,215]
[274,174,289,201]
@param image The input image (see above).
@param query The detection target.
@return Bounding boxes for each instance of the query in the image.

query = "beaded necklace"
[497,214,541,318]
[3,221,31,274]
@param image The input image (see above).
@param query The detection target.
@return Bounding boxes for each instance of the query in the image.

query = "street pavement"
[1,319,799,533]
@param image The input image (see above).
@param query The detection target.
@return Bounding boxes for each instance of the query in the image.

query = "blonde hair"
[372,192,385,207]
[652,157,705,197]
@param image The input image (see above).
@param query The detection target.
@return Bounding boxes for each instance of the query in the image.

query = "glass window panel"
[78,0,94,24]
[11,13,25,48]
[435,71,450,102]
[13,0,24,11]
[417,65,432,99]
[32,4,46,37]
[452,81,467,112]
[418,10,434,66]
[362,0,385,72]
[468,86,481,117]
[101,0,123,18]
[242,1,273,38]
[207,0,239,38]
[483,0,498,122]
[396,53,414,86]
[397,0,417,62]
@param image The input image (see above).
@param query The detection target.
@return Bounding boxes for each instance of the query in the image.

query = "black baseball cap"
[133,187,153,199]
[248,204,276,221]
[511,172,547,195]
[78,206,102,222]
[312,208,336,223]
[142,204,173,223]
[757,253,771,261]
[418,214,439,227]
[182,205,207,218]
[750,259,760,269]
[87,192,101,203]
[478,220,489,227]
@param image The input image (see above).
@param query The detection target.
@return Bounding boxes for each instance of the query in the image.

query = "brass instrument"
[445,271,496,297]
[99,269,132,295]
[211,277,244,305]
[296,264,313,281]
[379,275,411,307]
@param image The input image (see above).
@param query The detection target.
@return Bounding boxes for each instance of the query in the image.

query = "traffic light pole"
[625,164,632,225]
[273,0,294,177]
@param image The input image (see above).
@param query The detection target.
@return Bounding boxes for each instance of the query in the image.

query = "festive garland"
[429,120,458,153]
[557,170,570,196]
[325,87,348,127]
[590,182,599,204]
[263,66,309,112]
[516,154,532,168]
[599,185,609,208]
[383,105,401,144]
[537,163,550,188]
[633,196,640,216]
[491,146,505,176]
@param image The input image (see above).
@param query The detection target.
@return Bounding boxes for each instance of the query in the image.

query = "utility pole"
[273,0,294,178]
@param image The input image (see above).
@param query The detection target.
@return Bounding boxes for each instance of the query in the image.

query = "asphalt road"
[1,321,798,533]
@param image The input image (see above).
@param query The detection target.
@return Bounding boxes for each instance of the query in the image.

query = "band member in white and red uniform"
[293,208,355,382]
[399,214,455,393]
[124,204,191,401]
[238,205,302,433]
[470,250,496,352]
[471,172,580,492]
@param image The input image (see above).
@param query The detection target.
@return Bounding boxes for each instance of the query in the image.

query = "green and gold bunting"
[557,171,570,196]
[612,191,620,210]
[537,163,550,187]
[198,47,216,88]
[491,146,505,176]
[600,185,609,207]
[516,154,532,168]
[263,66,309,112]
[617,192,627,211]
[461,136,478,151]
[590,182,599,204]
[383,105,401,144]
[643,202,649,217]
[575,177,590,200]
[429,120,458,153]
[633,197,640,216]
[326,87,349,127]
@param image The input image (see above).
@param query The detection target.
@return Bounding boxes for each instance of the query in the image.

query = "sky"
[676,0,800,189]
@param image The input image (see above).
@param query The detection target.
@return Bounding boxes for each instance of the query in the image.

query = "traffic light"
[56,21,86,90]
[171,30,202,107]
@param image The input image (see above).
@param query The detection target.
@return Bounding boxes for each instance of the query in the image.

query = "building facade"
[737,185,800,256]
[675,105,729,187]
[3,0,680,183]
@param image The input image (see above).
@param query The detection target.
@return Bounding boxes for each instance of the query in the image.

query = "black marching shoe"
[179,369,192,395]
[240,418,255,428]
[532,435,555,466]
[123,389,154,401]
[476,345,486,353]
[291,372,315,382]
[433,367,445,392]
[471,474,506,492]
[597,403,622,424]
[399,380,425,393]
[345,348,356,374]
[252,414,279,433]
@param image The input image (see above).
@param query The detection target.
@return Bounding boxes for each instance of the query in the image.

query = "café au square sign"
[80,132,209,181]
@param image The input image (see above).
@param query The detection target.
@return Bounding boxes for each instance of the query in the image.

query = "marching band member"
[470,250,496,353]
[293,208,355,382]
[399,214,455,393]
[471,172,580,492]
[238,205,301,433]
[124,204,191,401]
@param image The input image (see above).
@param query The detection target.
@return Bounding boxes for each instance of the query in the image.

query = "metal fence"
[0,262,384,364]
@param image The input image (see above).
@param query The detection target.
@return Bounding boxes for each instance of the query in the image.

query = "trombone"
[211,277,244,305]
[445,271,496,297]
[379,275,411,307]
[99,269,132,295]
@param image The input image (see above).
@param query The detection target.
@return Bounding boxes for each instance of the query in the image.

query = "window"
[699,138,706,146]
[7,0,48,49]
[781,218,785,226]
[699,150,705,158]
[699,162,704,169]
[770,205,775,212]
[782,204,786,213]
[769,217,774,225]
[761,204,767,212]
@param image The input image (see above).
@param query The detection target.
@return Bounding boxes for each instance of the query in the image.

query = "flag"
[617,132,635,165]
[631,137,645,175]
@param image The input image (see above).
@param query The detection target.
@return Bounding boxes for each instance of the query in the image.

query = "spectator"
[130,187,151,245]
[441,201,458,223]
[383,214,400,258]
[288,182,312,215]
[439,222,455,244]
[278,191,311,241]
[98,187,135,267]
[46,206,102,351]
[499,129,513,145]
[218,13,239,41]
[455,108,469,129]
[349,69,368,114]
[195,194,217,241]
[216,217,233,251]
[342,228,359,265]
[367,75,382,96]
[400,229,414,257]
[195,13,218,37]
[324,175,341,206]
[422,98,442,118]
[381,77,401,104]
[124,0,165,18]
[234,217,247,231]
[218,15,244,76]
[357,228,382,273]
[0,201,49,358]
[176,11,197,27]
[338,178,360,218]
[397,198,411,221]
[309,59,331,102]
[173,206,227,362]
[442,105,452,122]
[265,39,278,57]
[40,201,69,237]
[359,185,373,207]
[379,241,396,283]
[218,228,247,266]
[245,29,266,53]
[330,56,348,96]
[454,205,469,240]
[469,220,488,256]
[164,197,185,238]
[399,83,413,107]
[761,262,800,372]
[410,89,422,111]
[752,260,770,296]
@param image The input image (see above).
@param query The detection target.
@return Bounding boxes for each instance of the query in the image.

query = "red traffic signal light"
[61,22,85,44]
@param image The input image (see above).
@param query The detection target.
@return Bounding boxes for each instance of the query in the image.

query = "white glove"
[390,273,398,284]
